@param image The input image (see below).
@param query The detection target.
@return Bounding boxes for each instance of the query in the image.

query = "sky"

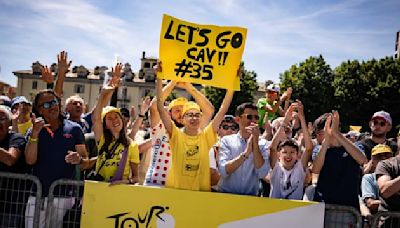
[0,0,399,87]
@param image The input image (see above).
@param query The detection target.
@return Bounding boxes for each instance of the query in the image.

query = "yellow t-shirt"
[18,121,33,135]
[96,136,140,181]
[166,123,217,191]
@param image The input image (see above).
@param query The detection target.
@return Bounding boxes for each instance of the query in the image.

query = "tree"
[204,62,259,115]
[334,57,400,135]
[280,55,335,123]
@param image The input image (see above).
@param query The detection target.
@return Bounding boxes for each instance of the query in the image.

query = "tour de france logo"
[107,205,175,228]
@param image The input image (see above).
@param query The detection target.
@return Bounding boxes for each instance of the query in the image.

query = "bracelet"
[138,114,145,118]
[29,137,38,144]
[240,153,248,160]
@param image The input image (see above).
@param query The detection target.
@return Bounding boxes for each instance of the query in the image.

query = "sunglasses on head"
[242,114,260,121]
[221,124,238,131]
[39,99,58,109]
[373,120,386,127]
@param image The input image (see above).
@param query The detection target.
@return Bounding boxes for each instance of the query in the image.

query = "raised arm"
[25,114,47,165]
[149,80,176,128]
[155,78,173,136]
[54,51,72,97]
[312,114,332,174]
[128,96,151,139]
[92,63,122,141]
[178,82,215,129]
[211,89,234,132]
[331,111,367,165]
[269,104,294,169]
[297,100,313,170]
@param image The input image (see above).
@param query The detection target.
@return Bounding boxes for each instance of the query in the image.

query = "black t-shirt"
[314,146,362,210]
[0,131,28,173]
[358,137,398,160]
[375,156,400,212]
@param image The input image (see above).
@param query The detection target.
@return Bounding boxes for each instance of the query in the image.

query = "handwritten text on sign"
[159,14,247,90]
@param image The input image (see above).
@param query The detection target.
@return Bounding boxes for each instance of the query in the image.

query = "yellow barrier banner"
[158,14,247,91]
[81,181,324,227]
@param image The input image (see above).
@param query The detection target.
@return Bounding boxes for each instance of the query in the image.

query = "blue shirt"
[217,133,270,196]
[361,173,379,201]
[28,119,85,196]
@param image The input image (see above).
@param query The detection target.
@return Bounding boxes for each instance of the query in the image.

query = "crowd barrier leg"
[324,204,363,228]
[371,211,400,228]
[0,172,42,228]
[45,179,84,228]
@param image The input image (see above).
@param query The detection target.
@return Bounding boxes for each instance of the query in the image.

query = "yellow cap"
[371,144,392,156]
[168,97,188,111]
[182,101,201,115]
[101,106,121,121]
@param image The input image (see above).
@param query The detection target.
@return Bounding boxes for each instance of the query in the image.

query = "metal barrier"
[371,211,400,228]
[3,172,400,228]
[324,204,363,228]
[45,179,84,228]
[0,172,42,228]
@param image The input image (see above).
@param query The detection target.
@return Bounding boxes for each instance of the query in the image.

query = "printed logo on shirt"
[63,133,73,139]
[186,146,199,159]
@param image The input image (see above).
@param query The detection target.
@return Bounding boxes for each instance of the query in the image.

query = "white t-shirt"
[270,161,305,200]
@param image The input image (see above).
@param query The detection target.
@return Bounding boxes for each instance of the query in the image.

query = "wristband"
[138,114,145,118]
[29,137,38,144]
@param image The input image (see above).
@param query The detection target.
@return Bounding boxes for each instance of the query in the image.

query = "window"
[144,62,151,68]
[74,84,85,93]
[32,81,37,90]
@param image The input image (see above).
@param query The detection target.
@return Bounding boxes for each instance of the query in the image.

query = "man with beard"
[144,80,214,186]
[359,111,398,160]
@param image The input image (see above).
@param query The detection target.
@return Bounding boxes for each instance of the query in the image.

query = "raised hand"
[296,100,304,118]
[140,96,151,115]
[57,51,72,74]
[331,110,340,133]
[104,63,122,90]
[31,113,48,137]
[130,106,136,119]
[154,61,162,74]
[323,114,333,144]
[40,65,54,84]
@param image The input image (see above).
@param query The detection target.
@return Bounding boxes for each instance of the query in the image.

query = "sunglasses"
[373,120,386,127]
[39,99,58,109]
[242,114,260,121]
[185,112,201,119]
[221,125,238,131]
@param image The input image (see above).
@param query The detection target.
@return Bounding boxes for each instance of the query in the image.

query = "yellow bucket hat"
[101,106,121,121]
[182,101,201,115]
[371,144,392,156]
[168,97,188,111]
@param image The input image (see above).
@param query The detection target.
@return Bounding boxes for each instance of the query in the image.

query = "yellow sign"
[159,14,247,91]
[81,181,324,227]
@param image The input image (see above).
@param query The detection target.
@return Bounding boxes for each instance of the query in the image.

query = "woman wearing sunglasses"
[91,63,140,185]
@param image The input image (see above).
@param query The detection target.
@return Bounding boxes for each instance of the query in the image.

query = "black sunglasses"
[39,99,58,109]
[221,125,238,131]
[373,120,386,127]
[242,114,260,121]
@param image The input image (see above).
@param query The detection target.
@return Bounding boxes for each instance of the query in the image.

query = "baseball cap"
[371,144,392,156]
[371,111,392,125]
[168,97,188,111]
[182,101,201,115]
[11,96,32,108]
[101,106,121,121]
[266,84,280,93]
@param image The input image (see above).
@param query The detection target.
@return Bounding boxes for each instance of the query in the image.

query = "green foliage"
[204,62,259,115]
[334,57,400,133]
[280,55,400,136]
[280,55,335,122]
